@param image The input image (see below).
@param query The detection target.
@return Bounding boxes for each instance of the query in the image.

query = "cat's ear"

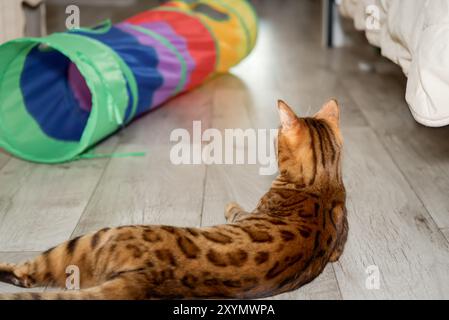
[314,99,340,126]
[277,100,299,130]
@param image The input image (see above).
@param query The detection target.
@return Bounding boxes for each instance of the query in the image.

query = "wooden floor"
[1,0,449,299]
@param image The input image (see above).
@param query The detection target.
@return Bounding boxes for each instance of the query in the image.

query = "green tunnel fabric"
[0,0,258,163]
[0,33,131,162]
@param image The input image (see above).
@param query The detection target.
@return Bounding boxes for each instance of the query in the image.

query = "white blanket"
[339,0,449,127]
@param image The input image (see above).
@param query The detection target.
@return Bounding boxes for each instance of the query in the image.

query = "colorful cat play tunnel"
[0,0,258,163]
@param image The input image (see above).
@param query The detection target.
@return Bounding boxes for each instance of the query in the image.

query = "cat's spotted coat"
[0,99,347,299]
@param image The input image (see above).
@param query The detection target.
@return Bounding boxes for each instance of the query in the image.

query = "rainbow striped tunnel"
[0,0,257,163]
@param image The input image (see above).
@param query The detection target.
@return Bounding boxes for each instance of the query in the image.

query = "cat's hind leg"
[0,272,148,300]
[0,229,112,289]
[0,260,46,289]
[225,202,251,223]
[0,250,95,289]
[0,263,28,287]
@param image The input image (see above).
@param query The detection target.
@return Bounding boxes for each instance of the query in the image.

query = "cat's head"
[276,99,343,187]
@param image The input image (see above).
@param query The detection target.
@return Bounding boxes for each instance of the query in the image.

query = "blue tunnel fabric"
[72,27,164,117]
[20,26,164,142]
[21,47,90,141]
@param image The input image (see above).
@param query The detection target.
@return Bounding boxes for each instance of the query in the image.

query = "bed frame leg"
[322,0,345,48]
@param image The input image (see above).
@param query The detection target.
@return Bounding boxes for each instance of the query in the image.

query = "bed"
[338,0,449,127]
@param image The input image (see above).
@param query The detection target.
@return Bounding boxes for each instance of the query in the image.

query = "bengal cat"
[0,99,347,300]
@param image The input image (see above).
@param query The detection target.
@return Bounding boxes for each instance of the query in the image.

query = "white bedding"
[339,0,449,127]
